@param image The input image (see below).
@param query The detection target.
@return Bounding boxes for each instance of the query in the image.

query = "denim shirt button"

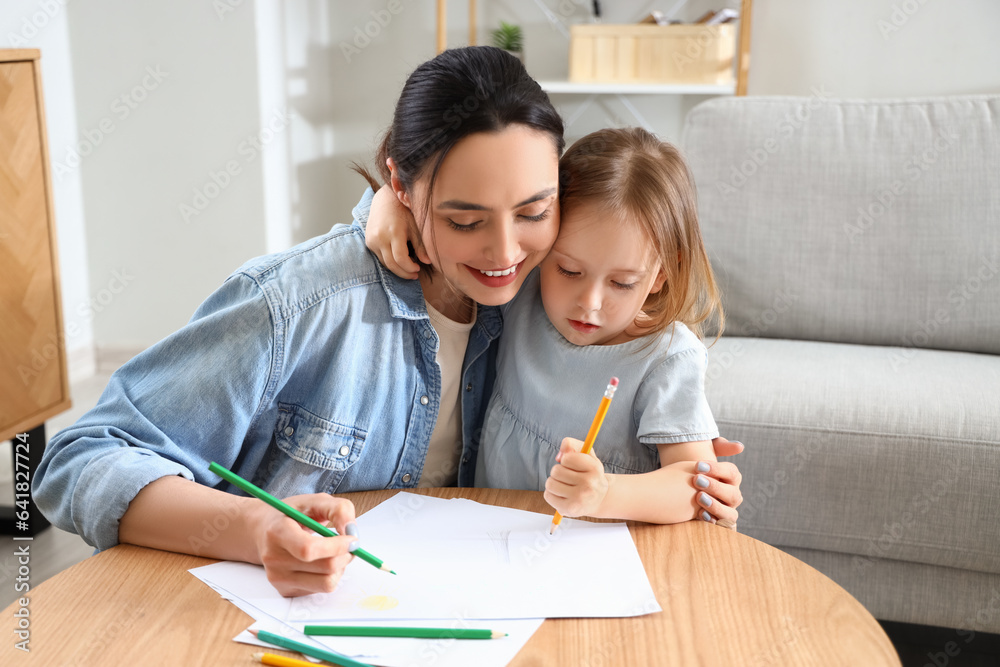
[465,383,472,392]
[424,330,432,339]
[283,426,294,437]
[420,395,429,405]
[402,473,412,483]
[339,445,350,456]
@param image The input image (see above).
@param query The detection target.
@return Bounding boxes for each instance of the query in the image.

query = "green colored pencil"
[208,462,395,574]
[252,629,375,667]
[304,625,508,639]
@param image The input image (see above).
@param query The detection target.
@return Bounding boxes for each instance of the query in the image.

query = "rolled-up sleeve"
[32,273,276,550]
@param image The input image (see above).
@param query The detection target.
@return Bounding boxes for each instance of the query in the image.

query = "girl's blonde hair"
[559,127,723,342]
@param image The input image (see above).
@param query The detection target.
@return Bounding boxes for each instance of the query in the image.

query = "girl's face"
[404,125,560,314]
[540,201,666,346]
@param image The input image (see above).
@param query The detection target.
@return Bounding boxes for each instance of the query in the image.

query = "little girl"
[369,127,739,526]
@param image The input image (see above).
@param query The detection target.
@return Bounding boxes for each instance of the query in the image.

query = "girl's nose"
[578,281,602,313]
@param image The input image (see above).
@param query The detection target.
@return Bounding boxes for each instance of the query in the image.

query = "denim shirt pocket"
[256,403,367,497]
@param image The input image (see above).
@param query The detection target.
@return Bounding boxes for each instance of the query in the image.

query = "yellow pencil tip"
[549,524,557,535]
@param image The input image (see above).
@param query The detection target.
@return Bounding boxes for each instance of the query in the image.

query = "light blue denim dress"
[475,269,719,491]
[33,189,502,551]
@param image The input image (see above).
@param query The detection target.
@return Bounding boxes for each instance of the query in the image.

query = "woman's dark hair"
[355,45,564,199]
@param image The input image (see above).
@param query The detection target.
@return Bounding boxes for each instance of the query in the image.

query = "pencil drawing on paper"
[487,530,512,565]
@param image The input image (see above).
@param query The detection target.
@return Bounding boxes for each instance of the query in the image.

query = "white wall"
[748,0,1000,97]
[1,1,94,381]
[62,1,273,352]
[6,0,1000,357]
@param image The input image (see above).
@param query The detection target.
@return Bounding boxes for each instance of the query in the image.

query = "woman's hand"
[365,183,427,280]
[711,436,744,458]
[249,493,359,597]
[544,437,609,518]
[693,459,743,530]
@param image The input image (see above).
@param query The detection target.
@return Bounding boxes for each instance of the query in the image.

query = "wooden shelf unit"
[0,49,72,535]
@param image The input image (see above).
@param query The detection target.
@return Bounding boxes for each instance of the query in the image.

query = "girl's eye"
[612,281,637,291]
[519,209,551,222]
[557,266,579,278]
[447,218,482,232]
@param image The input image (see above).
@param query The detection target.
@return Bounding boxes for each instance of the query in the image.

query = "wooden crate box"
[569,24,737,85]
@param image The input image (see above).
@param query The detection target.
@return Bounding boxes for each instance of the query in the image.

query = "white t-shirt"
[418,300,476,487]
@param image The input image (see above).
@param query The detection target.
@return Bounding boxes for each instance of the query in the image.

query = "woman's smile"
[465,260,524,287]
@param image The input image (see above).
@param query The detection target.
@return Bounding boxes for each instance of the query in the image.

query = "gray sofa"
[682,95,1000,634]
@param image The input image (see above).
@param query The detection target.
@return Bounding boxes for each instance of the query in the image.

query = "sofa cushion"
[704,336,1000,575]
[682,95,1000,355]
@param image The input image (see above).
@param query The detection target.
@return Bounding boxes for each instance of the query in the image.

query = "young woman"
[34,47,741,599]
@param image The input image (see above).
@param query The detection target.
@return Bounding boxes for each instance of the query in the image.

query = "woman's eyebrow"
[437,187,557,211]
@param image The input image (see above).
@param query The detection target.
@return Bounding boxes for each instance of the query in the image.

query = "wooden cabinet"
[0,49,71,534]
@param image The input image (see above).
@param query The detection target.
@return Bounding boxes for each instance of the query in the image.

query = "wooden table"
[3,488,900,666]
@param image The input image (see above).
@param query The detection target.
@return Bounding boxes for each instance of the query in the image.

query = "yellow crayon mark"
[358,594,399,611]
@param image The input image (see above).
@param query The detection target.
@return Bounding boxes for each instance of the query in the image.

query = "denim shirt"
[32,189,502,551]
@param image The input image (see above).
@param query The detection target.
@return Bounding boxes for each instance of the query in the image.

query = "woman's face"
[409,125,560,310]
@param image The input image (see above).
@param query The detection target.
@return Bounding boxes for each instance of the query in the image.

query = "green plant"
[491,21,523,52]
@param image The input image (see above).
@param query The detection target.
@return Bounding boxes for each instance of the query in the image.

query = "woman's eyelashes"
[519,209,551,222]
[445,207,551,231]
[447,218,481,232]
[556,265,637,291]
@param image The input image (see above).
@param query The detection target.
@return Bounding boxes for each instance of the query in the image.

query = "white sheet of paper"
[190,493,659,665]
[193,565,546,666]
[235,618,547,667]
[287,493,660,621]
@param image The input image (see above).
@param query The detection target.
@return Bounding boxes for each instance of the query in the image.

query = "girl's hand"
[693,459,743,530]
[365,183,428,280]
[248,493,359,597]
[544,437,610,518]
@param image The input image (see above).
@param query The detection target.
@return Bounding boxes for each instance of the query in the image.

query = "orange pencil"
[253,652,318,667]
[549,377,619,534]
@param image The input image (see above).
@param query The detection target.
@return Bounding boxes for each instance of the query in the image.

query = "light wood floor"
[0,368,116,609]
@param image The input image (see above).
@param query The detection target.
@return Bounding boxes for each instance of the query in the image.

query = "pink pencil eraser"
[609,377,619,387]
